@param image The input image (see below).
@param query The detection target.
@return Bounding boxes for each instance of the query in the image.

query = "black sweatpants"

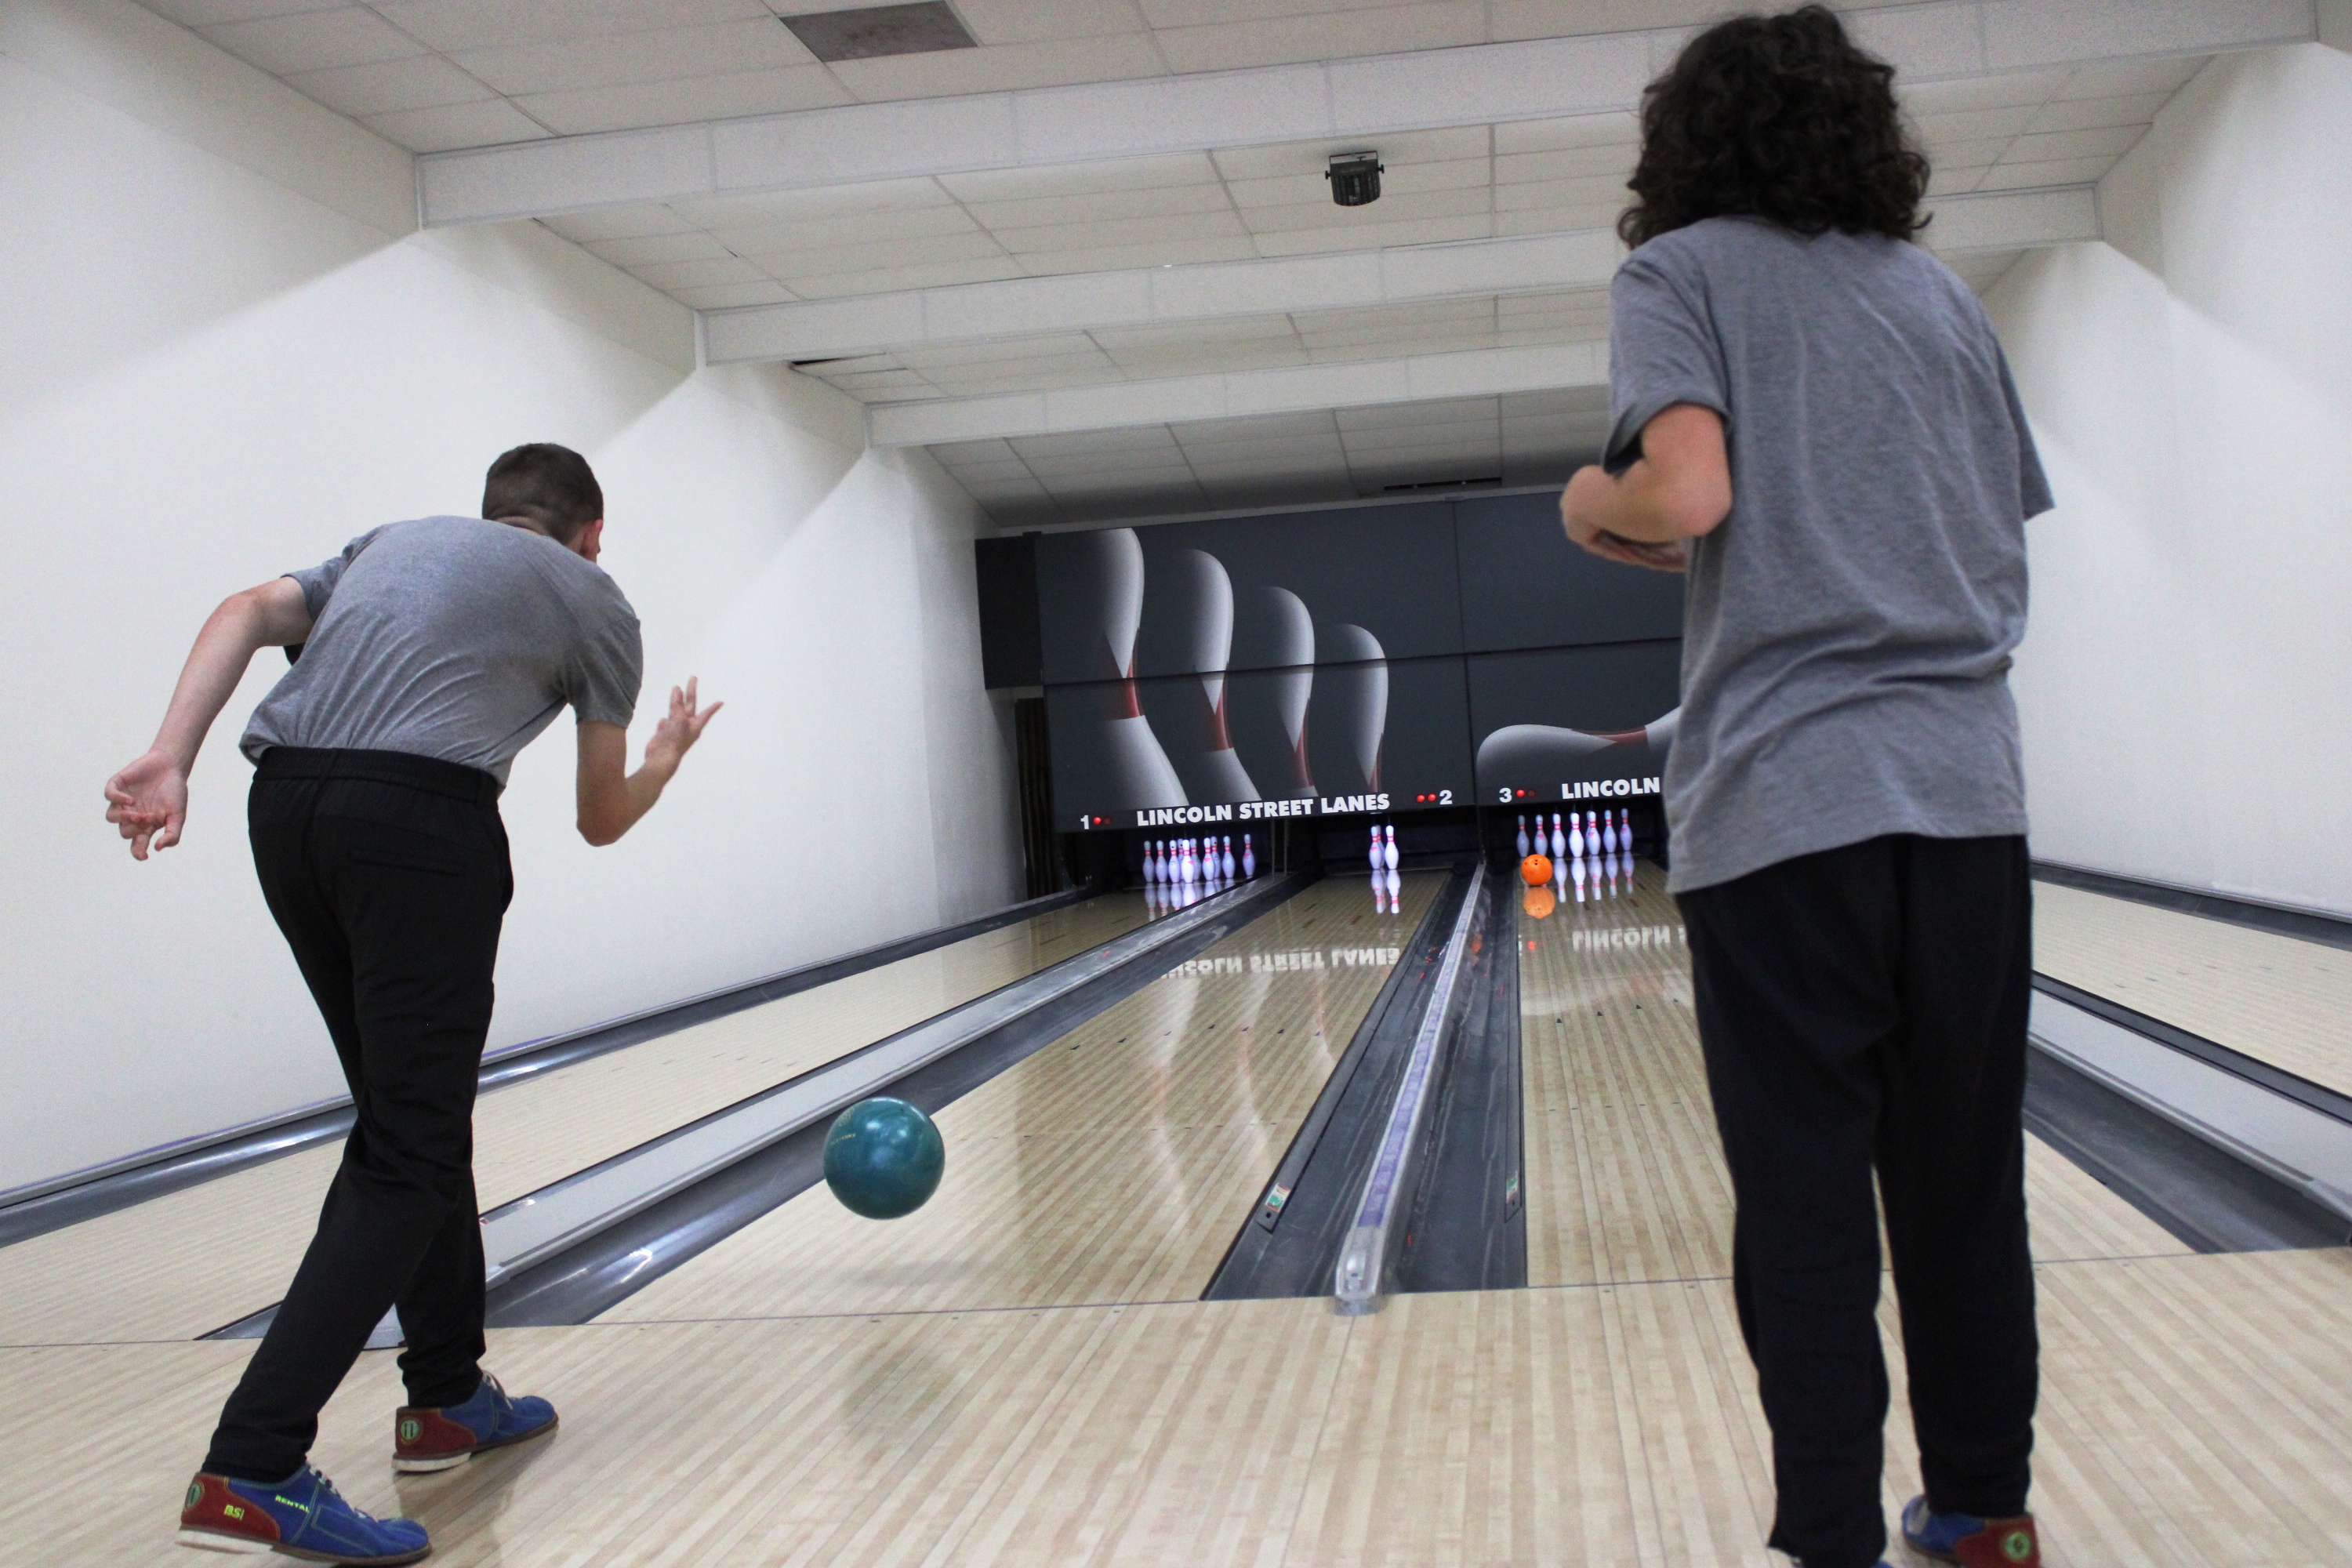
[1676,834,2038,1568]
[204,749,512,1483]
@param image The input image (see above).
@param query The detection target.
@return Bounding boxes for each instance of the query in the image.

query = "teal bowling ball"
[822,1097,945,1219]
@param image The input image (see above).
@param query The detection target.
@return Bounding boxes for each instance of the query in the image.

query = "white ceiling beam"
[705,187,2095,366]
[416,0,2313,227]
[866,342,1609,447]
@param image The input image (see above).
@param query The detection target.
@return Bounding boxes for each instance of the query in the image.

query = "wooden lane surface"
[2034,881,2352,1098]
[0,895,1151,1348]
[1519,862,2190,1291]
[601,874,1443,1325]
[10,1245,2350,1565]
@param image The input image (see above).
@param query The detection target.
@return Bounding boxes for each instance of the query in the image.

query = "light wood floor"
[0,895,1150,1348]
[601,874,1442,1324]
[1521,864,2191,1290]
[2034,881,2352,1098]
[10,1245,2350,1566]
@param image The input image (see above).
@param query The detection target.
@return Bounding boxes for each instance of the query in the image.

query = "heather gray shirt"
[1604,217,2053,895]
[241,517,644,785]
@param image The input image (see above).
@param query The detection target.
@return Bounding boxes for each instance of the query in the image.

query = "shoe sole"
[176,1527,430,1566]
[393,1413,558,1474]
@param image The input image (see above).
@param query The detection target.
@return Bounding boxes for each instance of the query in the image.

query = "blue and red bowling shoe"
[178,1467,428,1563]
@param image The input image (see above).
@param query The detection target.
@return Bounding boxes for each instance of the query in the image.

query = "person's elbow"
[576,802,629,848]
[1664,473,1731,539]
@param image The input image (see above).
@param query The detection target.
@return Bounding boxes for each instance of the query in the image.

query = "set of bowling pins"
[1519,809,1636,905]
[1368,823,1403,914]
[1142,833,1254,913]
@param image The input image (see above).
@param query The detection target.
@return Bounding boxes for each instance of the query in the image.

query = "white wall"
[0,0,1020,1193]
[1991,41,2352,917]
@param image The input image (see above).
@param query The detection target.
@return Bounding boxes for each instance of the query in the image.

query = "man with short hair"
[106,442,719,1563]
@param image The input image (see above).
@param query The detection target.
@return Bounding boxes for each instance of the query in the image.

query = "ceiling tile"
[1896,68,2069,116]
[1493,111,1641,155]
[1091,318,1299,351]
[960,181,1236,231]
[2057,56,2205,101]
[451,18,816,96]
[142,0,348,23]
[630,255,769,289]
[993,210,1247,253]
[1998,125,2147,165]
[540,205,699,244]
[200,8,426,75]
[671,178,956,230]
[1007,235,1262,275]
[1974,155,2119,191]
[2027,92,2170,134]
[1494,144,1638,183]
[1254,214,1492,256]
[784,256,1030,296]
[938,153,1219,204]
[1501,384,1607,415]
[672,280,800,309]
[1243,186,1490,234]
[898,332,1103,368]
[951,0,1148,45]
[368,0,775,53]
[586,230,734,267]
[1152,2,1485,75]
[1911,104,2042,143]
[752,229,1011,278]
[1494,174,1630,212]
[1012,426,1181,458]
[828,32,1164,100]
[1492,204,1623,236]
[1489,0,1733,37]
[285,54,495,117]
[1338,395,1497,429]
[513,65,850,136]
[1925,164,1990,196]
[1210,125,1490,182]
[363,96,550,153]
[710,203,981,258]
[1171,409,1339,444]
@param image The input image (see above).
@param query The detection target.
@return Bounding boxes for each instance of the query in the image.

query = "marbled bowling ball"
[822,1097,946,1219]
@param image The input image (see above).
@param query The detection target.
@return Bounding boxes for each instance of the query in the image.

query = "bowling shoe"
[393,1373,557,1473]
[178,1466,429,1563]
[1899,1495,2041,1566]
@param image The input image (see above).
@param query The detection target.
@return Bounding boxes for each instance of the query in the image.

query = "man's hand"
[104,750,191,860]
[103,576,311,862]
[644,677,722,779]
[1560,402,1730,572]
[576,680,722,847]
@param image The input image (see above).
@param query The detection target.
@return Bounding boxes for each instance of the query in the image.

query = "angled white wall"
[0,1,1020,1192]
[1992,41,2352,915]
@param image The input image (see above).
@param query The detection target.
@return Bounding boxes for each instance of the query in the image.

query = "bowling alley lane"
[0,893,1153,1349]
[1519,862,2190,1292]
[2033,880,2352,1100]
[597,873,1445,1324]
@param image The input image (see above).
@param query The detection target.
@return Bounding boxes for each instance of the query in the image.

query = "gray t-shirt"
[241,516,644,785]
[1604,217,2053,894]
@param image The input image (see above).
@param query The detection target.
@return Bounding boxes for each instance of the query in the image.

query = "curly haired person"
[1559,11,2053,1567]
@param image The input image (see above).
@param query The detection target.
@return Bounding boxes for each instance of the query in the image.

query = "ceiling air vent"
[783,3,978,62]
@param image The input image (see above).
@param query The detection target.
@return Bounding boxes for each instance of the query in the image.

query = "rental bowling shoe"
[1900,1495,2042,1566]
[393,1373,557,1473]
[178,1467,429,1563]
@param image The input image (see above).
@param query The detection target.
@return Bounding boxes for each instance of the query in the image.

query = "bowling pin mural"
[1474,706,1680,798]
[1068,528,1185,811]
[1311,622,1388,796]
[1229,586,1317,797]
[1144,548,1261,805]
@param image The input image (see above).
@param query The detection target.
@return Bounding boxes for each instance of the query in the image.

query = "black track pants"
[204,749,511,1483]
[1676,833,2038,1568]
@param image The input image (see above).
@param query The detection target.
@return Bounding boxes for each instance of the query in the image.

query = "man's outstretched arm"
[104,577,314,860]
[575,677,721,847]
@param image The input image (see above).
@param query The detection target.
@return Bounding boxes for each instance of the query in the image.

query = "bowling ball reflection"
[823,1097,946,1219]
[1523,885,1557,920]
[1520,853,1553,886]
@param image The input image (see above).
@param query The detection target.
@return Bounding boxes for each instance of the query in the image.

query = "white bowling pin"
[1384,824,1399,871]
[1221,837,1237,879]
[1550,813,1566,861]
[1568,814,1586,859]
[1515,815,1530,859]
[1600,813,1617,855]
[1370,825,1384,873]
[1242,834,1257,879]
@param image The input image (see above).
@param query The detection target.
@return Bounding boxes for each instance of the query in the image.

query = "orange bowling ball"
[1523,884,1557,920]
[1520,852,1553,886]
